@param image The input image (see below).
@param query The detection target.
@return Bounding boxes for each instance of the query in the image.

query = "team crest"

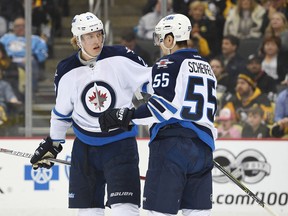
[156,59,174,68]
[81,81,116,117]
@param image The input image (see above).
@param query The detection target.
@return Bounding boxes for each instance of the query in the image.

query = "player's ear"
[167,35,173,44]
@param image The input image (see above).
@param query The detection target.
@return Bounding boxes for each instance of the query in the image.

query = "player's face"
[81,31,104,57]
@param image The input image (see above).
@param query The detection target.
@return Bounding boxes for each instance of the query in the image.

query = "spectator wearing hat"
[242,105,270,138]
[216,108,242,138]
[246,53,277,98]
[223,71,274,124]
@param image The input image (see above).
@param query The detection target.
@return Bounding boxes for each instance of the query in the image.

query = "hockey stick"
[1,147,148,180]
[0,147,71,165]
[214,160,279,216]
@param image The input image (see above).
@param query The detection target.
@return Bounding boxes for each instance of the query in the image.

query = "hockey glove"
[30,136,63,170]
[99,107,135,132]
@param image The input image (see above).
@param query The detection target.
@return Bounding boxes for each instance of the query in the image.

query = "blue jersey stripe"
[72,122,138,146]
[152,95,177,114]
[148,104,166,122]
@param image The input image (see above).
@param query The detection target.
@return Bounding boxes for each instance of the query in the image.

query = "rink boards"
[0,138,287,216]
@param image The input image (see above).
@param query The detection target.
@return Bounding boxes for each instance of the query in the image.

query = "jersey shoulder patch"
[154,52,184,71]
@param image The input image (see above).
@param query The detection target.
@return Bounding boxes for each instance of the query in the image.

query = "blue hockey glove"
[30,136,63,169]
[99,107,135,132]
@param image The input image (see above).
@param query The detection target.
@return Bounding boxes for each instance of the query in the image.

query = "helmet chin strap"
[160,39,176,55]
[81,48,97,60]
[77,36,104,60]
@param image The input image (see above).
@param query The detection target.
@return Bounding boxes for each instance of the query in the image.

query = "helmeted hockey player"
[99,13,218,216]
[30,12,151,216]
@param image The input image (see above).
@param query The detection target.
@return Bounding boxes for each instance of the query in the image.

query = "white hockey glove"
[30,136,63,169]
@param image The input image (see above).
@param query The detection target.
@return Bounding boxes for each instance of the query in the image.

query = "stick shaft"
[0,148,148,182]
[0,147,71,165]
[213,160,279,216]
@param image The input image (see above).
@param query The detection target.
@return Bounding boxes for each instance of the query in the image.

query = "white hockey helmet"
[153,14,192,46]
[71,12,104,37]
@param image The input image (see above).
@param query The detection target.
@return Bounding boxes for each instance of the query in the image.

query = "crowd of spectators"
[0,0,68,135]
[134,0,288,139]
[137,0,174,40]
[0,17,48,91]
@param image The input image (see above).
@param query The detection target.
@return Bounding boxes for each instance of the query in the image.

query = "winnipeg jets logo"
[82,81,116,117]
[156,59,174,68]
[89,90,107,109]
[88,82,107,110]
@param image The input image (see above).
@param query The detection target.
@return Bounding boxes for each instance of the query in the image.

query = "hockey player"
[30,12,150,216]
[99,14,218,216]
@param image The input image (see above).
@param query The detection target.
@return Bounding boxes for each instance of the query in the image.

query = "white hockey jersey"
[132,48,218,150]
[50,45,151,146]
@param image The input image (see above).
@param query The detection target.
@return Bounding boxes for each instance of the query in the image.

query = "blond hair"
[265,12,288,37]
[188,0,215,20]
[70,37,79,50]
